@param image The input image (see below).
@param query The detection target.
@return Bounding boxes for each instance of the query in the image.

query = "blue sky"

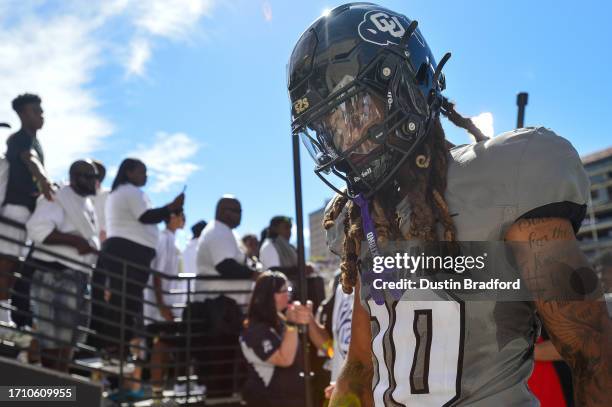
[1,0,611,248]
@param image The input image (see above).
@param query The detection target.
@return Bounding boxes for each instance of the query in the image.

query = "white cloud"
[135,0,215,39]
[128,131,200,193]
[0,14,112,179]
[262,1,273,22]
[0,1,217,180]
[123,0,216,76]
[126,37,152,77]
[471,112,494,140]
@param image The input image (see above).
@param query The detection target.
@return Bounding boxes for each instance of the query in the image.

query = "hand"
[160,305,174,322]
[74,237,97,255]
[289,301,312,325]
[324,382,336,399]
[104,289,111,302]
[167,193,185,212]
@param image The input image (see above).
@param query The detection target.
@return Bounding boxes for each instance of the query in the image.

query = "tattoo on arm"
[509,218,612,407]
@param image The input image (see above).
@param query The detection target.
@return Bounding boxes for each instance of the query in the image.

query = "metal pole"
[516,92,528,128]
[119,262,127,389]
[292,132,313,407]
[185,277,192,401]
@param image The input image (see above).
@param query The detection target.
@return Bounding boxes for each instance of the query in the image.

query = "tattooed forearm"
[537,300,611,406]
[508,218,612,406]
[329,360,373,407]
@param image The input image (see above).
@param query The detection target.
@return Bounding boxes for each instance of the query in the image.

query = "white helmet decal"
[358,10,425,47]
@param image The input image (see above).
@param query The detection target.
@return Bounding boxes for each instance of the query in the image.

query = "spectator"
[143,211,190,396]
[182,220,207,276]
[259,216,294,271]
[242,234,259,260]
[91,159,109,242]
[0,93,52,345]
[242,234,261,270]
[144,211,186,323]
[259,216,323,309]
[195,196,257,305]
[92,158,183,401]
[259,216,314,279]
[240,271,328,407]
[26,160,99,372]
[322,271,354,401]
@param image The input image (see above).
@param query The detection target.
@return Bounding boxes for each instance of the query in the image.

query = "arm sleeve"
[243,324,282,361]
[6,133,33,162]
[515,128,590,233]
[139,206,170,224]
[151,233,169,272]
[260,242,281,269]
[215,259,255,279]
[26,198,63,243]
[208,229,242,266]
[124,186,152,220]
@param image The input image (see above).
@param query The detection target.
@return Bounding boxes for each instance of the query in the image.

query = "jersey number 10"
[369,299,465,406]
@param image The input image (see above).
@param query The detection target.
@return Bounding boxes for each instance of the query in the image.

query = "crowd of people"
[0,93,348,405]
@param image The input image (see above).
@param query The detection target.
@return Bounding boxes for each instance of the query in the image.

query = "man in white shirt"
[196,196,257,305]
[26,160,99,372]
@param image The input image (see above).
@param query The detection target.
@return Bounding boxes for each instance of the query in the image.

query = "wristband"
[286,324,297,332]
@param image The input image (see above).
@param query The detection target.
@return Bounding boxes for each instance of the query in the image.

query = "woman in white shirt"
[91,158,183,400]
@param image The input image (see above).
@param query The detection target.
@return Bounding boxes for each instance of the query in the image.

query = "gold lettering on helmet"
[294,98,310,114]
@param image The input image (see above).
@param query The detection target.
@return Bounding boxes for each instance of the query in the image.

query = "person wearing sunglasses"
[195,195,259,304]
[26,159,99,372]
[240,271,326,407]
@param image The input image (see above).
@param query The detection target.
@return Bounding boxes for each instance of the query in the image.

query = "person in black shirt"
[240,271,329,407]
[1,93,53,342]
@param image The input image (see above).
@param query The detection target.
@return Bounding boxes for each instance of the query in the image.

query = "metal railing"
[0,215,250,405]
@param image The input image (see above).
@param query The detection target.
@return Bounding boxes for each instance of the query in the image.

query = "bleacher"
[0,215,249,406]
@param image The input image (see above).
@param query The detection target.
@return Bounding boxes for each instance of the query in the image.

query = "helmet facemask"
[294,49,442,200]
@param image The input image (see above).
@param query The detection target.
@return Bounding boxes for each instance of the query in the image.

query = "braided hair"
[323,107,482,294]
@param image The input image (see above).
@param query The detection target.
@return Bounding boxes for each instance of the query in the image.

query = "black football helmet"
[288,2,450,199]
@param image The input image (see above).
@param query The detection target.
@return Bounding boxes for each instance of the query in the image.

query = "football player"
[287,3,610,406]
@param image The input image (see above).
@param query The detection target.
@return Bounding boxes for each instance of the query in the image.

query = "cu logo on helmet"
[358,10,413,46]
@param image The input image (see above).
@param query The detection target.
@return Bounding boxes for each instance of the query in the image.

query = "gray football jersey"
[325,127,590,407]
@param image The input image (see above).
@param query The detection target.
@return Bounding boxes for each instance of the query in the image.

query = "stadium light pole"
[516,92,528,128]
[291,131,314,407]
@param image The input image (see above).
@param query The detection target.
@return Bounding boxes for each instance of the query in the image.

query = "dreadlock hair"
[323,106,481,294]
